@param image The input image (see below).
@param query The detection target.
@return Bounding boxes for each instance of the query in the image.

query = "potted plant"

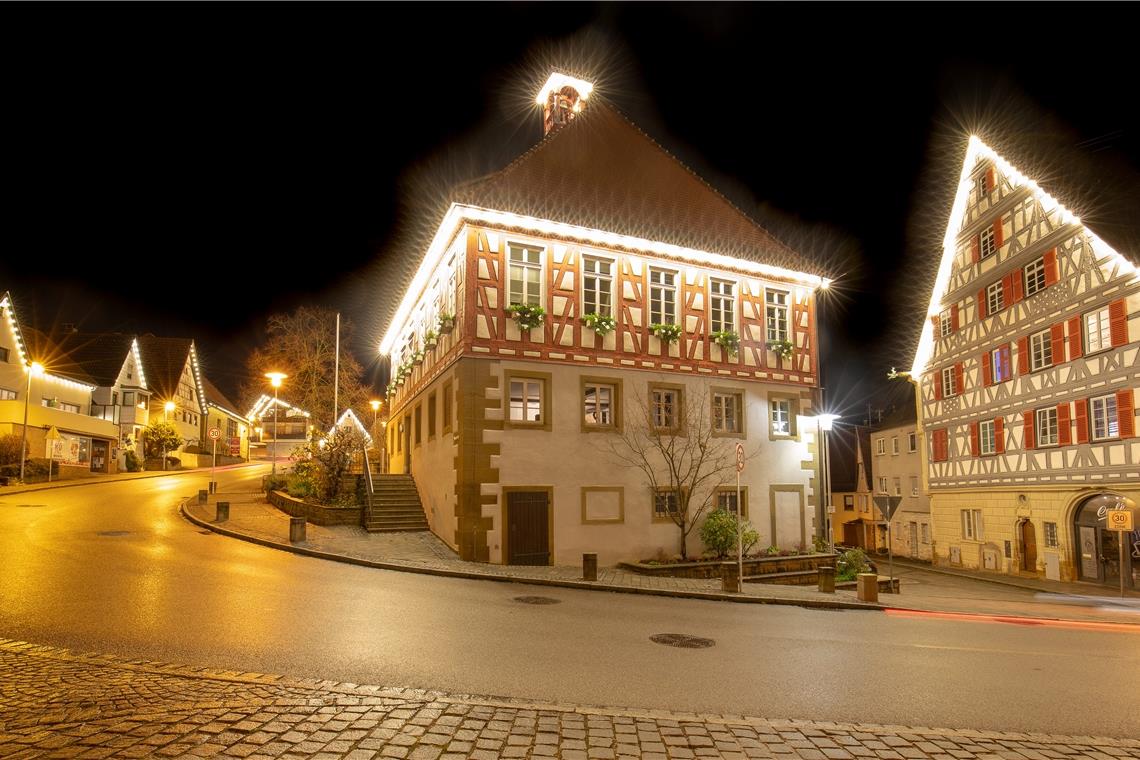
[506,303,545,330]
[424,329,439,349]
[437,313,456,334]
[649,323,683,343]
[710,330,740,356]
[412,350,425,366]
[768,339,794,362]
[582,312,616,336]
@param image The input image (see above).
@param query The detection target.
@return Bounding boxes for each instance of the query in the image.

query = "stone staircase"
[364,474,429,532]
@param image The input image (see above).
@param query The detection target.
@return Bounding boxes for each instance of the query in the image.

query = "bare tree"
[607,380,740,560]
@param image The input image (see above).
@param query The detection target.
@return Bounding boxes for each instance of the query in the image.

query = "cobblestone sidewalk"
[2,638,1138,760]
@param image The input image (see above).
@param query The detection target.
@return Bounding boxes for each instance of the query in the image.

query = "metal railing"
[360,447,374,529]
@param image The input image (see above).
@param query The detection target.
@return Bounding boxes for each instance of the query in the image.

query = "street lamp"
[264,372,287,475]
[163,401,176,471]
[817,413,840,553]
[370,399,381,430]
[18,361,44,483]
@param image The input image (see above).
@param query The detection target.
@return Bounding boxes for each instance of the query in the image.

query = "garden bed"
[267,489,363,526]
[621,552,837,579]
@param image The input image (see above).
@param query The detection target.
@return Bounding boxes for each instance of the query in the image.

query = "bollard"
[856,572,879,603]
[817,565,835,593]
[289,516,306,543]
[198,489,208,504]
[216,501,230,522]
[722,563,741,593]
[582,552,598,581]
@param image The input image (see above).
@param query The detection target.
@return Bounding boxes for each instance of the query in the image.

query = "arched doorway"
[1073,493,1137,588]
[1018,519,1037,573]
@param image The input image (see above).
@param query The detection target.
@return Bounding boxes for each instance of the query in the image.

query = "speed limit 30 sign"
[208,427,221,441]
[1107,510,1133,532]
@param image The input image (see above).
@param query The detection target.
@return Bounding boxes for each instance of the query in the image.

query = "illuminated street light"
[163,401,176,470]
[264,372,288,475]
[370,399,381,430]
[18,361,45,483]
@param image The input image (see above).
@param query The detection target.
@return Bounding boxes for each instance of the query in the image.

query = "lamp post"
[370,399,381,435]
[817,413,839,553]
[163,401,176,471]
[18,361,44,483]
[264,372,287,475]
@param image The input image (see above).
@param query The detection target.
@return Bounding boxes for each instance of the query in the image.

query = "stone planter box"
[267,489,362,526]
[621,552,836,580]
[836,576,900,593]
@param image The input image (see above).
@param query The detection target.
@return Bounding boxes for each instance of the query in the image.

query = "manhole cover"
[650,633,715,649]
[513,596,561,605]
[97,531,131,537]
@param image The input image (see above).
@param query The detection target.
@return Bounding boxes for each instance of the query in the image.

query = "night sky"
[3,4,1138,418]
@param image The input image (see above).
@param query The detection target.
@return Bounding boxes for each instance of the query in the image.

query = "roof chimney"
[537,72,594,136]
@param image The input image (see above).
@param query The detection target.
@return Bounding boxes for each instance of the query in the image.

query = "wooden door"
[507,491,550,565]
[1020,520,1037,572]
[843,522,858,548]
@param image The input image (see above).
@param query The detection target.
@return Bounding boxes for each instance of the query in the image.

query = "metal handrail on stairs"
[361,447,374,529]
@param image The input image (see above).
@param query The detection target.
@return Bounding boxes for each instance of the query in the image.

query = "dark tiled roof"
[829,424,872,494]
[136,336,194,402]
[455,101,817,276]
[202,376,244,419]
[19,327,98,386]
[49,333,135,387]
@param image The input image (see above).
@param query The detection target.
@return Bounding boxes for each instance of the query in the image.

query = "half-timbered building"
[380,73,830,566]
[913,136,1139,587]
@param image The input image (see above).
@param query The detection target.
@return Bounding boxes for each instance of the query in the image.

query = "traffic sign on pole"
[1107,510,1133,532]
[208,427,221,441]
[735,442,745,473]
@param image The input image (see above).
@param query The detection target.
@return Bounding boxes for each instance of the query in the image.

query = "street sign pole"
[208,427,221,495]
[1107,509,1133,599]
[873,495,904,593]
[735,442,745,592]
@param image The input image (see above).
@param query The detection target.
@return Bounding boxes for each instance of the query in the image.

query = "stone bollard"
[582,553,598,581]
[289,517,306,543]
[198,489,208,504]
[817,566,835,594]
[857,573,879,603]
[722,563,741,593]
[215,501,230,522]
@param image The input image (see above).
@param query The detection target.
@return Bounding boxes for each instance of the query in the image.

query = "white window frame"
[910,476,918,497]
[986,281,1004,315]
[979,419,996,456]
[651,387,680,430]
[712,391,742,434]
[508,378,544,424]
[891,436,899,455]
[0,387,16,401]
[765,289,789,342]
[1090,394,1119,441]
[770,398,791,436]
[653,489,680,520]
[892,477,901,496]
[649,268,677,325]
[508,243,544,307]
[991,346,1010,383]
[582,255,613,317]
[878,476,888,493]
[939,307,953,337]
[1084,307,1111,354]
[980,226,997,260]
[961,509,984,540]
[921,523,930,544]
[583,382,615,428]
[975,173,989,200]
[716,490,743,517]
[1035,407,1058,447]
[1044,521,1058,548]
[908,432,917,452]
[1024,257,1047,297]
[876,438,885,455]
[709,279,736,333]
[941,367,955,397]
[1029,329,1052,371]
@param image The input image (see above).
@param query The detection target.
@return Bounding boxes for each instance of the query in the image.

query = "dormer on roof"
[537,71,593,136]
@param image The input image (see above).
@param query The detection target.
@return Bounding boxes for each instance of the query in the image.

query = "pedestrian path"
[1,637,1138,759]
[0,461,263,498]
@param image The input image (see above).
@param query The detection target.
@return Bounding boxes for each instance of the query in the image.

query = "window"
[0,347,8,362]
[1090,394,1119,441]
[908,432,917,452]
[1084,307,1111,354]
[979,420,996,455]
[649,268,677,325]
[961,509,984,540]
[583,382,615,428]
[931,428,949,462]
[770,398,791,436]
[910,476,918,497]
[921,524,930,544]
[991,345,1011,383]
[650,385,681,430]
[986,281,1004,315]
[1024,257,1047,297]
[860,494,869,512]
[1044,522,1059,548]
[765,290,789,342]
[508,243,543,306]
[444,253,458,316]
[975,173,989,200]
[1036,407,1058,447]
[123,392,134,406]
[844,495,854,511]
[1029,329,1052,371]
[414,404,422,446]
[427,392,437,440]
[980,226,997,260]
[509,378,544,424]
[876,438,885,455]
[442,381,453,434]
[709,279,735,333]
[716,488,747,518]
[582,256,613,317]
[891,436,899,455]
[939,308,953,337]
[712,391,743,435]
[892,477,901,496]
[0,387,16,400]
[653,489,680,521]
[941,367,956,397]
[878,476,888,493]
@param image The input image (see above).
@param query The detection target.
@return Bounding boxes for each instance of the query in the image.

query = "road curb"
[1,462,265,497]
[179,501,883,612]
[882,556,1140,600]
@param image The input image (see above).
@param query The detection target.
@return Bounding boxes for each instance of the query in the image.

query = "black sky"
[3,4,1138,417]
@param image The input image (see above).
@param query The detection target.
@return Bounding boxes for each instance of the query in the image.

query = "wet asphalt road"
[1,466,1137,737]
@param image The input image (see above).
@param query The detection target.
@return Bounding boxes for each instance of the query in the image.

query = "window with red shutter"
[998,344,1011,382]
[1057,402,1071,445]
[1001,272,1013,305]
[951,303,960,331]
[981,352,993,387]
[1075,399,1089,444]
[1067,316,1082,360]
[953,363,964,396]
[1043,248,1059,286]
[994,416,1004,453]
[986,168,995,192]
[1017,336,1029,374]
[1010,268,1024,303]
[1118,389,1135,438]
[933,373,942,401]
[971,235,981,264]
[1050,323,1065,366]
[969,422,980,457]
[1023,411,1036,449]
[1109,299,1128,347]
[977,288,987,319]
[993,218,1004,249]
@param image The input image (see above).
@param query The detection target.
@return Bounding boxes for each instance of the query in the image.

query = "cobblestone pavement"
[1,638,1138,760]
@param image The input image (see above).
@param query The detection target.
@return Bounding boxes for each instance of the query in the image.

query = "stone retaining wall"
[266,490,362,526]
[620,553,836,579]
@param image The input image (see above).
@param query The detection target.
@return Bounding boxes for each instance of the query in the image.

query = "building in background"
[870,391,930,561]
[136,336,207,463]
[202,377,250,462]
[827,424,875,550]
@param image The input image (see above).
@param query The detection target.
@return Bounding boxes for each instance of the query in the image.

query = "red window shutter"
[969,422,980,457]
[977,288,987,319]
[1067,316,1082,359]
[951,303,960,331]
[981,351,993,387]
[1010,268,1024,304]
[936,429,948,462]
[986,168,995,192]
[1075,399,1089,444]
[1057,402,1071,445]
[954,362,964,395]
[1023,411,1036,450]
[1001,273,1013,308]
[1109,298,1128,347]
[994,416,1005,453]
[1118,389,1135,438]
[993,218,1004,249]
[931,314,940,336]
[1017,336,1030,374]
[1043,248,1059,286]
[970,235,981,264]
[933,373,942,401]
[1050,323,1065,366]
